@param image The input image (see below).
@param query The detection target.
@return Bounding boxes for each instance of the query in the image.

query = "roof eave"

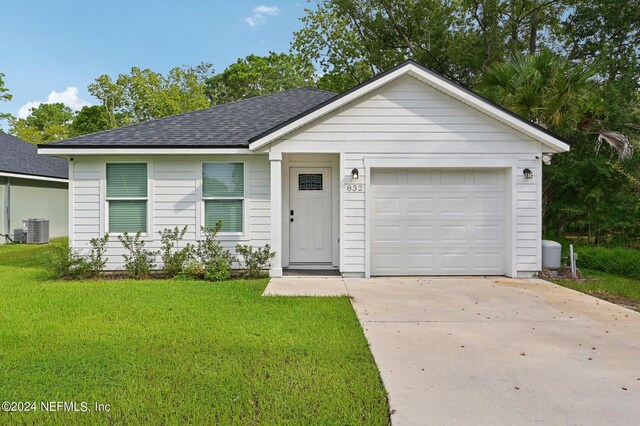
[38,146,255,156]
[0,171,68,183]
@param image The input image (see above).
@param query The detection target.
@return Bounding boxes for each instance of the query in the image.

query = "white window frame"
[104,161,151,237]
[198,161,248,240]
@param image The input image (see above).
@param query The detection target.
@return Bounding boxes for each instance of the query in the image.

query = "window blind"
[106,163,147,198]
[204,200,243,232]
[202,163,244,197]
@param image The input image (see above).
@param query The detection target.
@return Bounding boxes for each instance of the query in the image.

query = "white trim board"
[249,63,570,154]
[0,171,68,183]
[38,148,254,156]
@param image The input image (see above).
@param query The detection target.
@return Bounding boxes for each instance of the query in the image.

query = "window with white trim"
[106,163,148,234]
[202,162,244,233]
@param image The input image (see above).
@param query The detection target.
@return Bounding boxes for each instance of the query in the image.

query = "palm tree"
[479,49,633,159]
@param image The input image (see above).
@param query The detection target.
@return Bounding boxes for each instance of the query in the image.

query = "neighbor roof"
[42,87,336,149]
[0,132,68,179]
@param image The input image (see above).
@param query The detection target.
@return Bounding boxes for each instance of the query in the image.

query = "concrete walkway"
[263,276,640,425]
[263,276,348,296]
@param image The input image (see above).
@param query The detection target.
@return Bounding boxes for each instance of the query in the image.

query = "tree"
[88,63,213,126]
[479,48,597,133]
[9,103,73,144]
[291,0,569,92]
[562,0,640,135]
[0,72,12,124]
[479,50,639,243]
[69,105,111,137]
[205,53,318,104]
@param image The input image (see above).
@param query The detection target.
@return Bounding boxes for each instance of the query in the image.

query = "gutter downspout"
[4,177,10,243]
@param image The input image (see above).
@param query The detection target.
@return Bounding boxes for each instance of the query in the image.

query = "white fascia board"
[0,171,68,183]
[38,148,255,156]
[249,62,570,154]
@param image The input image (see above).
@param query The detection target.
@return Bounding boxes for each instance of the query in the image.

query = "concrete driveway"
[346,277,640,425]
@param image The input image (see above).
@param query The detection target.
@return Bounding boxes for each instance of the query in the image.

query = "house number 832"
[346,184,364,192]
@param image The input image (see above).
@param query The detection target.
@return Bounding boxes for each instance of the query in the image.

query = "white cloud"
[245,5,280,26]
[17,86,90,119]
[253,5,279,15]
[245,16,261,27]
[18,101,43,120]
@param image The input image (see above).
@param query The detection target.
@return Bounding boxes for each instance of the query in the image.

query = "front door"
[289,167,332,263]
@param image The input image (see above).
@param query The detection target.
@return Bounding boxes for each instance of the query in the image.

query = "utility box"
[541,240,562,270]
[24,218,50,244]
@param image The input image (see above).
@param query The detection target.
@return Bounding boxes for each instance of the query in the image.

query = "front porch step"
[283,268,341,277]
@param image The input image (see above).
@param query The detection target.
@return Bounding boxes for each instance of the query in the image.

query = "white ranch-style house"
[39,61,569,278]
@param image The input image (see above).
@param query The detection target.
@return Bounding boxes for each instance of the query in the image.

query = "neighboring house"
[1,132,68,243]
[39,61,569,277]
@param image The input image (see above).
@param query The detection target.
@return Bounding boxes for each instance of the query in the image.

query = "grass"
[573,245,640,279]
[554,268,640,312]
[0,242,389,425]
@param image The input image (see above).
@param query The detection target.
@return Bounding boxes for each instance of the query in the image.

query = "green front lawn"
[0,242,389,425]
[554,269,640,311]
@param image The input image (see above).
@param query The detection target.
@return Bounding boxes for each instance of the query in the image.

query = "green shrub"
[575,245,640,279]
[118,232,159,279]
[159,226,194,277]
[176,261,205,280]
[48,243,91,280]
[87,234,109,277]
[235,244,276,278]
[192,221,236,281]
[203,258,232,282]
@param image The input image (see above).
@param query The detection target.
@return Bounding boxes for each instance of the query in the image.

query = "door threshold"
[286,263,336,270]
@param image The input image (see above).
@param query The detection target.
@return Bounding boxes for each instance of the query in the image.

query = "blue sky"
[0,0,311,126]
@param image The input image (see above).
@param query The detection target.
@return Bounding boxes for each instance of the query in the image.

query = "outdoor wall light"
[352,168,359,180]
[523,168,533,179]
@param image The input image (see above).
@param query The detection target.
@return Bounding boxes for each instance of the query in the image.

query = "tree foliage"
[478,50,639,243]
[9,103,73,143]
[69,105,111,137]
[479,48,599,133]
[205,52,317,104]
[0,72,12,123]
[88,63,213,126]
[292,0,569,92]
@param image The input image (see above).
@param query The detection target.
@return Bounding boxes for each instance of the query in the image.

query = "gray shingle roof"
[0,132,68,179]
[45,87,336,148]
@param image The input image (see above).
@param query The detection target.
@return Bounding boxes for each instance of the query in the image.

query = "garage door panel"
[475,224,504,242]
[407,170,434,185]
[373,197,400,214]
[407,225,433,242]
[473,197,503,214]
[441,197,467,214]
[440,225,467,242]
[407,197,434,214]
[371,168,507,276]
[441,253,467,270]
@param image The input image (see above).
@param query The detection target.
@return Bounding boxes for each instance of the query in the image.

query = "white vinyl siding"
[202,162,244,233]
[272,76,542,155]
[70,155,269,271]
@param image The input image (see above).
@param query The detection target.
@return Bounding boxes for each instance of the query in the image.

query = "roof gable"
[249,61,570,153]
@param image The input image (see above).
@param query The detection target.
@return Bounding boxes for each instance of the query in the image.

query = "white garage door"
[370,169,507,275]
